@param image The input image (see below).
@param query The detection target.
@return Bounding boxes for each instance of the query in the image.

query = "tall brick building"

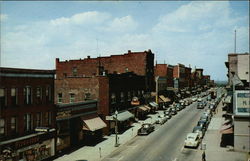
[55,49,154,92]
[0,67,56,161]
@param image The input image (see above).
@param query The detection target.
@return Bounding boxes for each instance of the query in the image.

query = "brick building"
[55,49,155,92]
[173,64,186,89]
[154,64,174,88]
[0,67,56,161]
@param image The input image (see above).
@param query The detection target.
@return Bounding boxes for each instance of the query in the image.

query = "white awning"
[112,111,134,122]
[82,116,107,131]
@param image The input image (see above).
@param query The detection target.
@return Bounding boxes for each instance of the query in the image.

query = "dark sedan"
[137,123,155,135]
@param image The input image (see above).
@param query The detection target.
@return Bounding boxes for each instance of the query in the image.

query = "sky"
[0,1,249,81]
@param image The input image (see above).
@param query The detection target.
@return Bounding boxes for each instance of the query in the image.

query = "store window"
[111,93,116,104]
[0,119,5,136]
[57,93,63,103]
[11,88,18,106]
[24,114,32,132]
[24,87,32,105]
[0,88,6,108]
[69,93,75,103]
[11,117,17,133]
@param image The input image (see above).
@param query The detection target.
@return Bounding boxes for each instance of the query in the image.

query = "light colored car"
[197,98,202,102]
[156,114,168,125]
[184,133,200,148]
[192,97,197,102]
[192,126,205,139]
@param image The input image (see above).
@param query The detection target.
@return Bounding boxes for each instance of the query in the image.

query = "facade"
[55,49,155,92]
[225,53,250,153]
[225,53,250,85]
[154,64,174,88]
[0,67,56,161]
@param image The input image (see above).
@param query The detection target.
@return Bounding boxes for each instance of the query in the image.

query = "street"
[102,99,207,161]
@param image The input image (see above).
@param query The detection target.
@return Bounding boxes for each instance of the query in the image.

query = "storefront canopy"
[138,106,149,112]
[112,111,134,122]
[159,95,171,103]
[82,116,107,131]
[149,102,159,108]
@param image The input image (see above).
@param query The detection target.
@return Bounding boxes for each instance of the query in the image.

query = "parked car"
[176,103,182,111]
[197,120,208,130]
[192,126,205,139]
[156,114,168,125]
[137,123,155,135]
[192,97,197,102]
[184,133,200,148]
[197,98,202,102]
[200,114,210,123]
[197,102,205,109]
[171,108,177,115]
[164,111,172,119]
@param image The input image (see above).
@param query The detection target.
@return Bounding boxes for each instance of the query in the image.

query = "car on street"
[137,123,155,135]
[171,108,177,115]
[197,120,208,130]
[192,126,205,139]
[156,114,168,125]
[184,133,200,148]
[197,97,202,102]
[197,102,205,109]
[192,97,197,102]
[200,114,210,123]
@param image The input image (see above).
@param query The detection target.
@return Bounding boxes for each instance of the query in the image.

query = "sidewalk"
[192,100,247,161]
[54,113,160,161]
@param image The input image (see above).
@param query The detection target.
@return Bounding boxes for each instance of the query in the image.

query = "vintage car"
[156,114,168,125]
[184,133,200,148]
[137,123,155,135]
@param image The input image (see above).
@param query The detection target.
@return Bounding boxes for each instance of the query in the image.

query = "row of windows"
[57,92,91,104]
[0,112,53,137]
[0,86,52,107]
[110,90,145,104]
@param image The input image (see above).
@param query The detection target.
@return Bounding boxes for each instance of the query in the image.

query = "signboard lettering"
[235,90,250,116]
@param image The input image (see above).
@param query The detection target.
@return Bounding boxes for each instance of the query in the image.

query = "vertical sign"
[235,90,250,116]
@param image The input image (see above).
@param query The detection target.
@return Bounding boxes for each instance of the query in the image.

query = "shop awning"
[138,106,149,112]
[159,95,171,102]
[144,105,151,110]
[224,96,232,104]
[220,127,233,134]
[149,102,159,108]
[82,116,107,131]
[112,111,134,122]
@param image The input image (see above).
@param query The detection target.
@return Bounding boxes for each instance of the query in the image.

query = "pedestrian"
[202,151,206,161]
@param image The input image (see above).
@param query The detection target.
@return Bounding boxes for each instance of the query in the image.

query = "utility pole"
[115,110,119,147]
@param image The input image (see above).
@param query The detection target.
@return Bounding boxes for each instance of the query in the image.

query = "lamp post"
[115,110,119,147]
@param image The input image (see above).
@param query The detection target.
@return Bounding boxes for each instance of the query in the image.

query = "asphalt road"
[102,97,208,161]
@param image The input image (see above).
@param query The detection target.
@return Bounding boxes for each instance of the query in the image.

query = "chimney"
[128,50,131,53]
[87,56,90,59]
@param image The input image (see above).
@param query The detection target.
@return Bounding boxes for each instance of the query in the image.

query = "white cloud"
[0,14,8,21]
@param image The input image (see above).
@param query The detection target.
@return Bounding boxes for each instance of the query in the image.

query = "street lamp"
[115,110,119,147]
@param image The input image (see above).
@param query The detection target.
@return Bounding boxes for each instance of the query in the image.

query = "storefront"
[0,130,56,161]
[158,95,171,109]
[137,105,150,120]
[110,111,134,133]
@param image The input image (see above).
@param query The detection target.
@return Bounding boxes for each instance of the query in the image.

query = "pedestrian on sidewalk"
[202,151,206,161]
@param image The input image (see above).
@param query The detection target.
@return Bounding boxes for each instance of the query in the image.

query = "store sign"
[56,111,71,119]
[15,137,40,149]
[235,90,250,116]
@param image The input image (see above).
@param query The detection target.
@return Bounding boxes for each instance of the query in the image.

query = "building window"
[58,93,63,103]
[36,113,42,127]
[24,114,32,132]
[111,93,116,104]
[72,67,77,77]
[44,112,49,126]
[11,117,17,133]
[120,92,124,102]
[0,88,6,107]
[24,87,32,105]
[11,88,18,106]
[0,119,5,136]
[63,73,67,78]
[48,112,52,126]
[128,91,131,101]
[70,93,75,103]
[36,87,42,101]
[85,93,91,100]
[46,86,52,102]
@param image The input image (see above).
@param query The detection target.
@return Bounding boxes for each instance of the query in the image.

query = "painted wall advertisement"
[235,90,250,116]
